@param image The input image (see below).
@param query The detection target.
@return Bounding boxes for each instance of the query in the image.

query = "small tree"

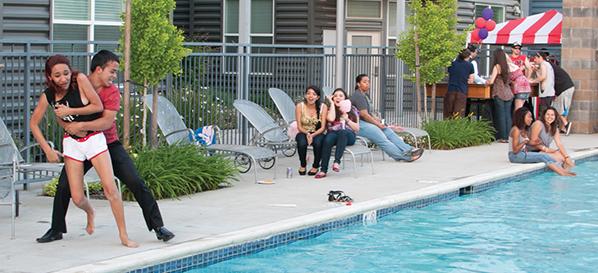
[396,0,466,122]
[121,0,191,148]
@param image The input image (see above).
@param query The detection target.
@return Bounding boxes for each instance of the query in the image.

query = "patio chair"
[144,95,277,183]
[233,99,296,157]
[268,88,296,125]
[267,89,374,175]
[0,117,63,239]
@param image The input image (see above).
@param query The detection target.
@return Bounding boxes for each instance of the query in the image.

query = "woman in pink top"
[507,56,531,112]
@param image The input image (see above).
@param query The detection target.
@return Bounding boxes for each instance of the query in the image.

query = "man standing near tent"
[529,51,556,116]
[543,51,575,135]
[509,42,531,75]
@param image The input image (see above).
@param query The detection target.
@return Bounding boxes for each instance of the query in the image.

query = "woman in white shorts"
[29,55,138,247]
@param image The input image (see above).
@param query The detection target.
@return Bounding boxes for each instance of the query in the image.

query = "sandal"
[332,163,340,172]
[327,190,353,202]
[307,168,318,176]
[315,172,327,179]
[298,167,306,176]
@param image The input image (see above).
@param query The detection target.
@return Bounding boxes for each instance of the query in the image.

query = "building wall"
[174,0,222,42]
[561,0,598,133]
[0,0,50,41]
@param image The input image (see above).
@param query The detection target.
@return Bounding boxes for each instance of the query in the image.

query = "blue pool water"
[188,160,598,273]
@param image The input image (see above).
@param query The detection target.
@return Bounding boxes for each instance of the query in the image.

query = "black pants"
[295,132,324,169]
[51,141,164,233]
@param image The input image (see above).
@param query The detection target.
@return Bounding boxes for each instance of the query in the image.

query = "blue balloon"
[482,7,494,20]
[479,28,489,40]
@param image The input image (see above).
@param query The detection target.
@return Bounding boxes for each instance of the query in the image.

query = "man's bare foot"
[85,208,95,235]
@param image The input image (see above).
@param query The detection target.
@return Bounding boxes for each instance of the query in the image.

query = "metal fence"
[0,40,430,153]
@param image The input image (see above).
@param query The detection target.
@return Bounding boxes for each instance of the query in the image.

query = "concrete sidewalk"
[1,134,597,273]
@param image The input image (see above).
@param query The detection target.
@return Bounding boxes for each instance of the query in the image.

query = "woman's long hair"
[492,49,509,84]
[332,88,357,122]
[540,106,561,136]
[355,74,368,90]
[513,107,531,131]
[304,85,322,117]
[44,54,80,94]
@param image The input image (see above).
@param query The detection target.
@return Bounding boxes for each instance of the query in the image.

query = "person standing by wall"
[529,51,556,117]
[543,51,575,135]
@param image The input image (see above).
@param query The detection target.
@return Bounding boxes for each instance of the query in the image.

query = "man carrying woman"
[36,51,174,245]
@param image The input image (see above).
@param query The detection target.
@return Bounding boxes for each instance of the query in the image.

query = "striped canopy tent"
[469,9,563,45]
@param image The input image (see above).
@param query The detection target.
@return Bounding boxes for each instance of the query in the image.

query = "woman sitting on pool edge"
[508,107,575,176]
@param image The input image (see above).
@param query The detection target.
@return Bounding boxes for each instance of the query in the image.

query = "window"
[224,0,274,38]
[52,0,123,54]
[347,0,382,19]
[474,5,505,23]
[387,1,411,46]
[223,0,274,73]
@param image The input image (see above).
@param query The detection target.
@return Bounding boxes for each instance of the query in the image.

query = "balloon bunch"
[471,7,496,44]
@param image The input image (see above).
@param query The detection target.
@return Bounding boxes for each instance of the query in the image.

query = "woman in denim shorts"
[508,107,575,176]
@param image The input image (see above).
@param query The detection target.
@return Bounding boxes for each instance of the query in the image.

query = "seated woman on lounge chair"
[527,106,576,172]
[508,107,575,176]
[295,86,328,176]
[315,88,360,179]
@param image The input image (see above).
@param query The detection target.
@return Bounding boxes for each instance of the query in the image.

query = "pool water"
[188,160,598,273]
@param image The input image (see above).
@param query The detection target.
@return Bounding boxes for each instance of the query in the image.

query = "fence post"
[380,48,387,120]
[23,42,31,162]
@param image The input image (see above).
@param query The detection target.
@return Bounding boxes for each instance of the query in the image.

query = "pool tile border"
[131,155,598,273]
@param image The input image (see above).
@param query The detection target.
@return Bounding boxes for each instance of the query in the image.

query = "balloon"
[485,19,496,31]
[471,28,480,42]
[482,7,494,20]
[479,28,489,40]
[475,17,486,28]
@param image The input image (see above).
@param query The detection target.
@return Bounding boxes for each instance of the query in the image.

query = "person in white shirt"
[529,51,555,117]
[467,44,486,84]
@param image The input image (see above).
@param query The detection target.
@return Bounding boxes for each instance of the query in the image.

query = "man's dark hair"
[90,50,120,72]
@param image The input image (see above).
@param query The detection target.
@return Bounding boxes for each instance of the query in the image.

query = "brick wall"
[561,0,598,133]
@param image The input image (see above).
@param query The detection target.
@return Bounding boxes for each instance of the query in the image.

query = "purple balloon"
[479,28,489,40]
[482,7,494,20]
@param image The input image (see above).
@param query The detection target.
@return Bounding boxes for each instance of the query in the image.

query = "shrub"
[423,116,495,150]
[43,177,103,197]
[129,144,238,200]
[168,87,237,130]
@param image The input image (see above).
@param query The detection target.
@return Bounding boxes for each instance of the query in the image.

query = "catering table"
[426,83,492,120]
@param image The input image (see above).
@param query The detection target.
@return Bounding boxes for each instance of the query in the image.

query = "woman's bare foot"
[85,208,95,235]
[120,235,139,248]
[565,171,576,176]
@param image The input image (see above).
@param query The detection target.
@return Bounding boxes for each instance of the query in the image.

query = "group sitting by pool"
[292,74,424,179]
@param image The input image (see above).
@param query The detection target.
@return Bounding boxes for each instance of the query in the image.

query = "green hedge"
[423,116,495,150]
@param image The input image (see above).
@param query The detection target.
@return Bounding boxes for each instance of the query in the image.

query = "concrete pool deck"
[1,134,597,273]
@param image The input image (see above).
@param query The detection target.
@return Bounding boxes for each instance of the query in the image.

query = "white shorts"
[62,132,108,162]
[552,87,574,116]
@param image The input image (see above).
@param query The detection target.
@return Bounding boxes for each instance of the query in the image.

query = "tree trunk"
[150,85,159,148]
[414,30,422,125]
[422,83,428,122]
[141,80,148,148]
[122,0,132,149]
[431,83,437,120]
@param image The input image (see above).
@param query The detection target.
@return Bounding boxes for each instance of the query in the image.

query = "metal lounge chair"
[268,88,296,125]
[144,95,277,183]
[267,89,374,175]
[0,117,63,239]
[233,99,296,156]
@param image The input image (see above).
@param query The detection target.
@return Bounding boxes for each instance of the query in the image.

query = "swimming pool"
[187,159,598,273]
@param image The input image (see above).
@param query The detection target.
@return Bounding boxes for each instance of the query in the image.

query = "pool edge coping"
[57,149,598,273]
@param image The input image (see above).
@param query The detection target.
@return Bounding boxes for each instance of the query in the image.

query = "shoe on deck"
[36,229,63,243]
[155,226,175,242]
[565,122,572,136]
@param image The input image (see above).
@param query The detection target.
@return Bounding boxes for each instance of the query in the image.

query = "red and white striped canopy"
[470,9,563,45]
